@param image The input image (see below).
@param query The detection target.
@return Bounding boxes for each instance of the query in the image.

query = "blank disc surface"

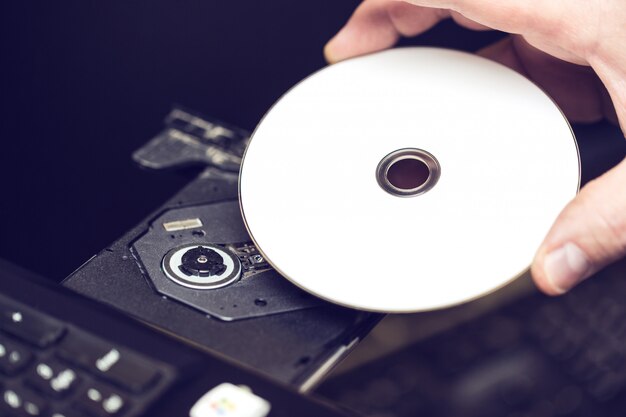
[239,47,580,312]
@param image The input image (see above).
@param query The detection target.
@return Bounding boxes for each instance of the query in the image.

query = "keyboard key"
[25,359,80,398]
[0,298,65,348]
[0,387,47,417]
[0,340,32,376]
[74,383,129,416]
[57,332,160,393]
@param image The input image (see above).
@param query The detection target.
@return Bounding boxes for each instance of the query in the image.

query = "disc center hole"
[386,157,430,190]
[376,148,440,197]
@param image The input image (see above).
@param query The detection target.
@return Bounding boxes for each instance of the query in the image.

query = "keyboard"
[0,291,175,417]
[0,259,354,417]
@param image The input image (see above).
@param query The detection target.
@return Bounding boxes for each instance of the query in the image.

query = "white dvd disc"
[239,47,580,313]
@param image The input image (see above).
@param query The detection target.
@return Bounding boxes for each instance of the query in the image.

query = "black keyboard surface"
[0,292,174,417]
[0,259,354,417]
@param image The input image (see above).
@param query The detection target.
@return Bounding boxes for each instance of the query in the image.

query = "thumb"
[532,156,626,295]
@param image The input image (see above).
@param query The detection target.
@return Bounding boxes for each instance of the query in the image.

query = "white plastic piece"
[189,383,271,417]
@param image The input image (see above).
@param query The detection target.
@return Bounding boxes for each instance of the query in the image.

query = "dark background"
[0,1,624,281]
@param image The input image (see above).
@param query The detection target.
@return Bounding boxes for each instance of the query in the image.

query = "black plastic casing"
[62,172,382,388]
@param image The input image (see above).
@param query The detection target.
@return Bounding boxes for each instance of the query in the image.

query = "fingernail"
[324,27,350,63]
[323,39,340,64]
[543,243,592,293]
[323,42,336,64]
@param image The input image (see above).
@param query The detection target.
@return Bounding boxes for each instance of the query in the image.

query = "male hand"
[325,0,626,295]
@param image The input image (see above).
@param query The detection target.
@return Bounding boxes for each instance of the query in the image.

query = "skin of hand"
[324,0,626,295]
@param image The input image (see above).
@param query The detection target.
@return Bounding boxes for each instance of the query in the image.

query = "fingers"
[323,0,495,63]
[326,0,596,65]
[323,0,569,64]
[532,157,626,295]
[407,0,594,64]
[325,0,445,63]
